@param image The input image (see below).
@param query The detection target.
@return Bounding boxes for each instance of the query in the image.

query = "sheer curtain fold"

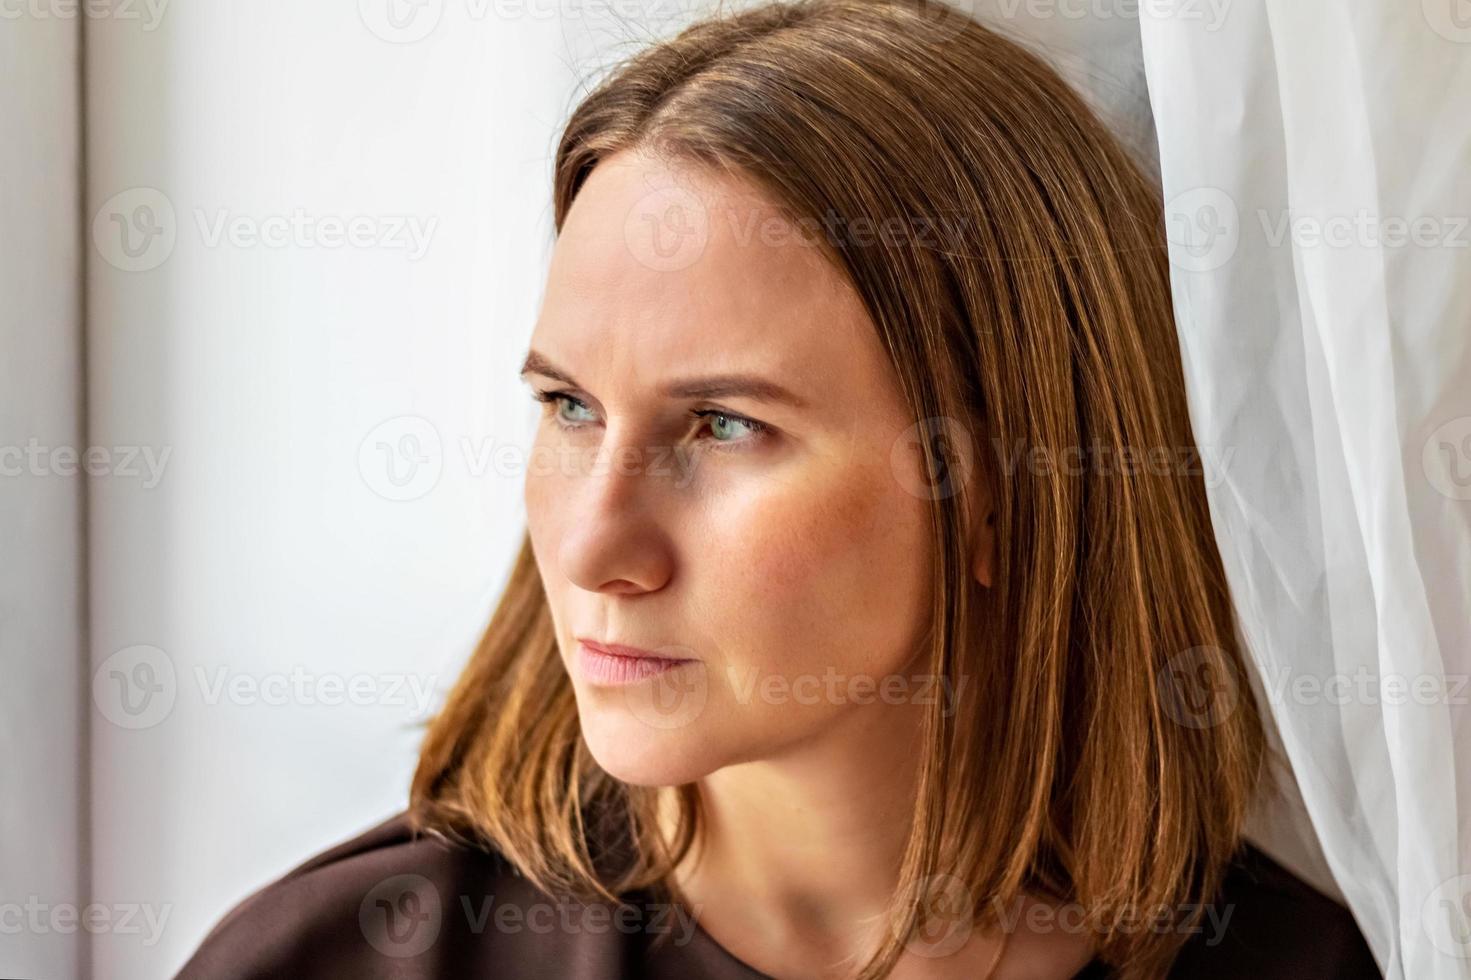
[1138,2,1471,977]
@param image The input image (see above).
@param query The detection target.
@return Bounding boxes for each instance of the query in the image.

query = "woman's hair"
[409,0,1269,976]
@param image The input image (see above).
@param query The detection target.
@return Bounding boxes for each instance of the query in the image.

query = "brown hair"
[410,0,1267,976]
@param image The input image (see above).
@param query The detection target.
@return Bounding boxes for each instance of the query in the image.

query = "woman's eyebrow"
[519,349,809,409]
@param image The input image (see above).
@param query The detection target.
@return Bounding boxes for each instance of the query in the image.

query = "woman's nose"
[551,430,677,596]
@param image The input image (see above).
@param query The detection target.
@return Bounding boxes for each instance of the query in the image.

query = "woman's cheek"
[700,463,905,654]
[694,477,834,601]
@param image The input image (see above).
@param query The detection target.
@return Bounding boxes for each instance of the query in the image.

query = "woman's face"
[522,147,943,787]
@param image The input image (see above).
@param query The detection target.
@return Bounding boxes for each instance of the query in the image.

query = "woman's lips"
[576,640,694,685]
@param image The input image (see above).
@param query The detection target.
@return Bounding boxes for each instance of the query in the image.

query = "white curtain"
[1138,2,1471,978]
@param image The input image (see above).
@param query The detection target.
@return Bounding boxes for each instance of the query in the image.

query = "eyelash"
[530,388,770,450]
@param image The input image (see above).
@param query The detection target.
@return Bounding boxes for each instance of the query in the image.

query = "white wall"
[0,11,84,980]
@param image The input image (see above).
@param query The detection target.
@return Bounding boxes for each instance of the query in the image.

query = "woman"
[176,0,1383,976]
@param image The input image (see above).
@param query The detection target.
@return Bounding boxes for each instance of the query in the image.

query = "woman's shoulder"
[173,809,641,980]
[174,810,468,978]
[1161,839,1382,978]
[1073,839,1382,979]
[178,813,1384,980]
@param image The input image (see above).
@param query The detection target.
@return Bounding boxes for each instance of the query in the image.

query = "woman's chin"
[580,716,720,787]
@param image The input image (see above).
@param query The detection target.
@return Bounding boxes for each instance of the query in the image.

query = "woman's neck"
[657,696,941,976]
[653,693,1099,979]
[680,697,925,923]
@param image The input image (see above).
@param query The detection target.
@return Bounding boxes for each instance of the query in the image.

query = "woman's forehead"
[533,152,885,409]
[550,150,851,313]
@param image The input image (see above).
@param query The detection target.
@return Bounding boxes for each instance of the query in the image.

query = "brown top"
[174,810,1382,979]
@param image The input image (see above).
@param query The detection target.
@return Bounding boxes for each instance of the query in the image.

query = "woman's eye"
[693,409,767,446]
[533,390,596,426]
[531,389,768,449]
[555,395,597,425]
